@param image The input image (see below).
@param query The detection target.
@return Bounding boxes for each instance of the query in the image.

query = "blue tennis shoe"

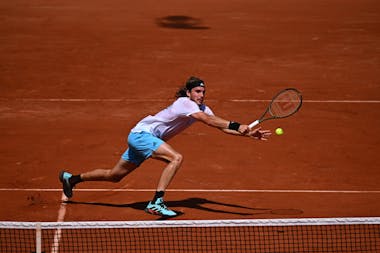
[145,197,177,217]
[59,171,74,198]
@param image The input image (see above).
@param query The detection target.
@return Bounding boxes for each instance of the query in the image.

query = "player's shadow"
[65,197,264,220]
[155,16,209,29]
[65,198,303,220]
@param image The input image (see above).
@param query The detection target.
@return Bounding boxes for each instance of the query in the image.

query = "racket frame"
[249,88,302,128]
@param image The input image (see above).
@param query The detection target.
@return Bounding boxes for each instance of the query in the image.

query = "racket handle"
[249,120,260,128]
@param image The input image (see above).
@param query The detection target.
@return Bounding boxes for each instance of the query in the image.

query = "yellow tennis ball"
[275,127,284,135]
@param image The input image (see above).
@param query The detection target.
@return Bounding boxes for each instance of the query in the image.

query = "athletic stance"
[59,77,271,217]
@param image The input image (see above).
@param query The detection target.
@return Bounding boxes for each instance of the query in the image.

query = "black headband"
[186,80,205,91]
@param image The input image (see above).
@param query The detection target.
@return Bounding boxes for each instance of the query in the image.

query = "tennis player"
[59,76,271,217]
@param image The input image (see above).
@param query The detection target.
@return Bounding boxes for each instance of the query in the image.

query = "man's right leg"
[59,158,138,198]
[145,142,183,217]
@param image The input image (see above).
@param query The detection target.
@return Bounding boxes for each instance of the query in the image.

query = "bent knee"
[172,152,183,164]
[107,172,124,183]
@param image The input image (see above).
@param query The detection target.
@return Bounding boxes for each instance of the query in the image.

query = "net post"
[35,222,42,253]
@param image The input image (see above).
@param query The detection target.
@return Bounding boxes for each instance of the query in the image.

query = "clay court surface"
[0,0,379,222]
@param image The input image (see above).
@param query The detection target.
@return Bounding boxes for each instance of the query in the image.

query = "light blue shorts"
[121,132,164,166]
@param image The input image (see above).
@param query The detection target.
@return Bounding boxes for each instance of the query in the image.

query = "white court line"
[1,98,380,103]
[50,194,68,253]
[1,188,380,193]
[232,99,380,103]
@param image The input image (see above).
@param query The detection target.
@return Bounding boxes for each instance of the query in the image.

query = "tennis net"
[1,217,379,253]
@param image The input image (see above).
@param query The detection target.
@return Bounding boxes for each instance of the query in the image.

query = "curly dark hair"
[175,76,204,98]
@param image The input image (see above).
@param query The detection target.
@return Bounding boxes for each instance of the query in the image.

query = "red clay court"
[0,0,379,225]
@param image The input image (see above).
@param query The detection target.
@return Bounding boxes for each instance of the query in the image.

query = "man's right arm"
[190,111,249,134]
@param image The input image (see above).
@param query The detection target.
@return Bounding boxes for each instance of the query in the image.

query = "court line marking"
[1,188,380,193]
[51,194,68,253]
[1,98,380,103]
[232,99,380,103]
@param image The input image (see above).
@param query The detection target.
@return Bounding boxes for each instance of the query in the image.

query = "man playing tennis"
[59,76,271,217]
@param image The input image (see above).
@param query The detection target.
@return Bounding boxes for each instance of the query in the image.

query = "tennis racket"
[249,88,303,128]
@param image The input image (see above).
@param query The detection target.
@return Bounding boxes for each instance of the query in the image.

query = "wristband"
[228,121,241,131]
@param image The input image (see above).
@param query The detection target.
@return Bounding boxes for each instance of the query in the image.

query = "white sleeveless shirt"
[131,97,214,140]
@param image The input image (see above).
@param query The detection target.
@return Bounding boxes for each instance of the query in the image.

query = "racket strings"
[269,91,302,118]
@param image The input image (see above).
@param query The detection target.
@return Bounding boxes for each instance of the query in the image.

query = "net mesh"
[270,89,302,118]
[1,218,379,253]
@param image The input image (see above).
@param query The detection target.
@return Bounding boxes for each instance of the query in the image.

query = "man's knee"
[172,152,183,165]
[108,172,124,182]
[108,160,137,182]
